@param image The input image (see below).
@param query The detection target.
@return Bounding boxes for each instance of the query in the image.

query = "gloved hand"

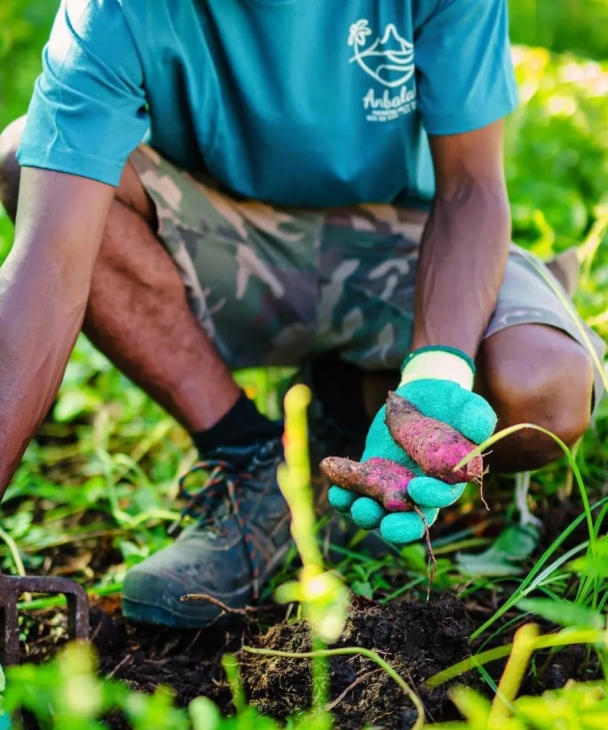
[328,346,497,545]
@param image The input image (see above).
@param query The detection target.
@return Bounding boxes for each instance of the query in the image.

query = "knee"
[482,327,594,453]
[0,116,26,220]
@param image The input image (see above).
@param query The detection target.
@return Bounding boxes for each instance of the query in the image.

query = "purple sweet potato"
[320,456,415,511]
[385,392,483,484]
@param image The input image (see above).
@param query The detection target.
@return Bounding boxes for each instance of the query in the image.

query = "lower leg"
[476,324,594,472]
[84,193,240,432]
[86,174,283,449]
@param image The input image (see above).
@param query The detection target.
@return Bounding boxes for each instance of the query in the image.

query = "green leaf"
[568,555,608,578]
[189,697,222,730]
[493,525,540,560]
[518,598,604,630]
[457,551,524,577]
[570,536,608,577]
[449,686,491,726]
[457,525,540,577]
[53,388,102,423]
[515,682,608,728]
[292,711,333,730]
[351,581,373,600]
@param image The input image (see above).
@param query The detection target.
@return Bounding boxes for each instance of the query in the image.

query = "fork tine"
[0,589,21,666]
[0,572,90,666]
[64,585,90,642]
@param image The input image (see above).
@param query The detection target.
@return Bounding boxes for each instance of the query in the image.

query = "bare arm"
[0,168,114,497]
[412,120,511,358]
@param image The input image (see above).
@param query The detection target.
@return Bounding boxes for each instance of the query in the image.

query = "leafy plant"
[0,641,330,729]
[430,623,608,729]
[427,496,608,728]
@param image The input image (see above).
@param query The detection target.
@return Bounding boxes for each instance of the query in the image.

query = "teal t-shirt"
[17,0,518,209]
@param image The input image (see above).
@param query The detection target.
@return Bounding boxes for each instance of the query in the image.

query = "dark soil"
[15,492,603,729]
[19,594,474,729]
[18,588,600,730]
[241,594,475,729]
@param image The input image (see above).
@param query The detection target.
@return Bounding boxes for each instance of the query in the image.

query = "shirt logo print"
[348,20,417,123]
[348,20,415,88]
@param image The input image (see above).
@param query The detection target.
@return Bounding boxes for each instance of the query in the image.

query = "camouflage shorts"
[130,145,605,405]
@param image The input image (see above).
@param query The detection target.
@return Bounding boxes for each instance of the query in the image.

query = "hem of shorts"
[127,146,181,248]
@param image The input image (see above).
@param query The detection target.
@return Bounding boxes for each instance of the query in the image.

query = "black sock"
[192,391,282,455]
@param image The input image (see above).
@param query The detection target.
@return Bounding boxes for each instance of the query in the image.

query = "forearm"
[0,255,89,494]
[412,178,511,359]
[0,168,113,498]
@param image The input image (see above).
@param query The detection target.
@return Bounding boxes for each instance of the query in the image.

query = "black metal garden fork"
[0,571,89,665]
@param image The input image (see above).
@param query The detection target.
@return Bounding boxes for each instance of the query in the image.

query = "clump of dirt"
[241,593,476,729]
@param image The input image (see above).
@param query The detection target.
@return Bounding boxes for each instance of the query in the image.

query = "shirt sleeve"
[415,0,519,136]
[17,0,149,186]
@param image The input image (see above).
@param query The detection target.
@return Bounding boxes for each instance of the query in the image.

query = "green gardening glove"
[328,346,497,545]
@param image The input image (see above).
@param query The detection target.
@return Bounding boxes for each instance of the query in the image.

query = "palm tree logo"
[348,19,373,48]
[348,20,415,89]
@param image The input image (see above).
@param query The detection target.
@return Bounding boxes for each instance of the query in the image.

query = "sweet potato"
[320,456,415,512]
[385,392,483,484]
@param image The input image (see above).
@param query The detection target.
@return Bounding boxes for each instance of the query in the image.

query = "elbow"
[435,172,510,209]
[434,174,511,233]
[0,117,25,221]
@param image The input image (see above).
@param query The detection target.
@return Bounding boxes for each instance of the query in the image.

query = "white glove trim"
[399,349,475,391]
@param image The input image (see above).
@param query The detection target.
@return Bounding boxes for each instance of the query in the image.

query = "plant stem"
[0,527,26,576]
[455,423,596,582]
[471,496,608,639]
[242,645,425,730]
[222,654,246,715]
[488,623,539,728]
[425,627,608,688]
[311,635,329,712]
[280,385,323,569]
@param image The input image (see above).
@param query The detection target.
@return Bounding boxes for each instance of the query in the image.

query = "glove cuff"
[399,346,475,391]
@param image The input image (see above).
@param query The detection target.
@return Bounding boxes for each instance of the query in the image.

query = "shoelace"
[174,458,261,599]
